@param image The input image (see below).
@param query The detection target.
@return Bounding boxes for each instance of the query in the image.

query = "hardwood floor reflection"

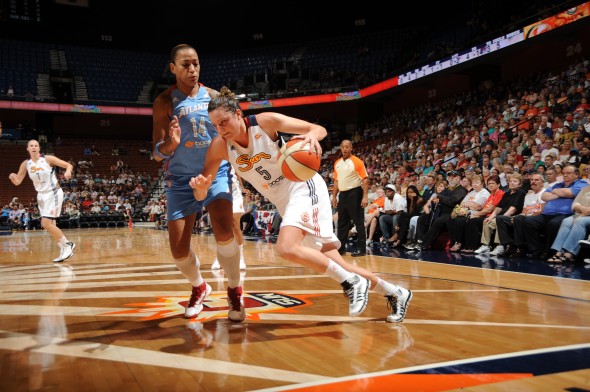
[1,227,589,391]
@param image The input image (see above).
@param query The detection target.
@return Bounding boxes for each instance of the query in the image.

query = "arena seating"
[1,2,578,104]
[0,139,160,207]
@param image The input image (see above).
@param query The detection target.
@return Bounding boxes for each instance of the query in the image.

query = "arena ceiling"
[0,0,470,53]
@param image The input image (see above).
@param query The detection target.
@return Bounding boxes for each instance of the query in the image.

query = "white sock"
[324,259,353,284]
[174,250,203,287]
[217,238,241,287]
[58,236,68,247]
[374,278,404,296]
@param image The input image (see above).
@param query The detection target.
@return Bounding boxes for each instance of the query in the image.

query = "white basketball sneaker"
[490,245,505,256]
[474,244,490,254]
[53,242,76,263]
[341,274,370,317]
[386,288,413,323]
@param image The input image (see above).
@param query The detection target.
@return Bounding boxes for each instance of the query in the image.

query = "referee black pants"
[337,187,366,252]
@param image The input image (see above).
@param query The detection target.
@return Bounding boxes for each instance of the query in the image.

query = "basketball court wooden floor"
[1,227,589,392]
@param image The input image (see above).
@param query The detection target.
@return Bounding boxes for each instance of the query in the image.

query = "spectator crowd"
[3,55,589,267]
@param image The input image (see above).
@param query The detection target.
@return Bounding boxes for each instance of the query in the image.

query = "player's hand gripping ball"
[278,139,321,182]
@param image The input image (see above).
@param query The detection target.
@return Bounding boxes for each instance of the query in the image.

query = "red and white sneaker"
[185,282,212,318]
[227,286,245,322]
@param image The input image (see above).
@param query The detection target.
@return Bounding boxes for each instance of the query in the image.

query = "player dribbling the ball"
[188,87,413,323]
[278,138,321,182]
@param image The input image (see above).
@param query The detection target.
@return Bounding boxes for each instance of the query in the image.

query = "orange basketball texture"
[278,139,321,182]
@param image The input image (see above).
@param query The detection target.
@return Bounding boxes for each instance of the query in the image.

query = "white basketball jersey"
[27,156,60,194]
[227,120,337,246]
[227,125,293,212]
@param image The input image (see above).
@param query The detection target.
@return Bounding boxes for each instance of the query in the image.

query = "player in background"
[9,139,76,262]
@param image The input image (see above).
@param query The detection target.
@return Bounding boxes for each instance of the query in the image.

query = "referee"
[332,139,369,257]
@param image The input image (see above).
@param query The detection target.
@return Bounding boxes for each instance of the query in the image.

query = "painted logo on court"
[101,292,324,321]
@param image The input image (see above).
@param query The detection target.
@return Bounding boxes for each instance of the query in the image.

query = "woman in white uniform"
[9,139,76,262]
[189,87,412,323]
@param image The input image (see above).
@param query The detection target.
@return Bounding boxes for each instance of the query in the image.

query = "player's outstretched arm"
[8,160,27,186]
[189,136,228,201]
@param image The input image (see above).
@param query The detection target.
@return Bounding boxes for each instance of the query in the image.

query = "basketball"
[278,139,321,182]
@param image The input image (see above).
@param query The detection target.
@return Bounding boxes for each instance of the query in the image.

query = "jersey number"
[256,166,271,180]
[191,117,208,138]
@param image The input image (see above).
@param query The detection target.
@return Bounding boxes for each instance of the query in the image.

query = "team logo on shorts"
[255,132,262,139]
[301,211,310,222]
